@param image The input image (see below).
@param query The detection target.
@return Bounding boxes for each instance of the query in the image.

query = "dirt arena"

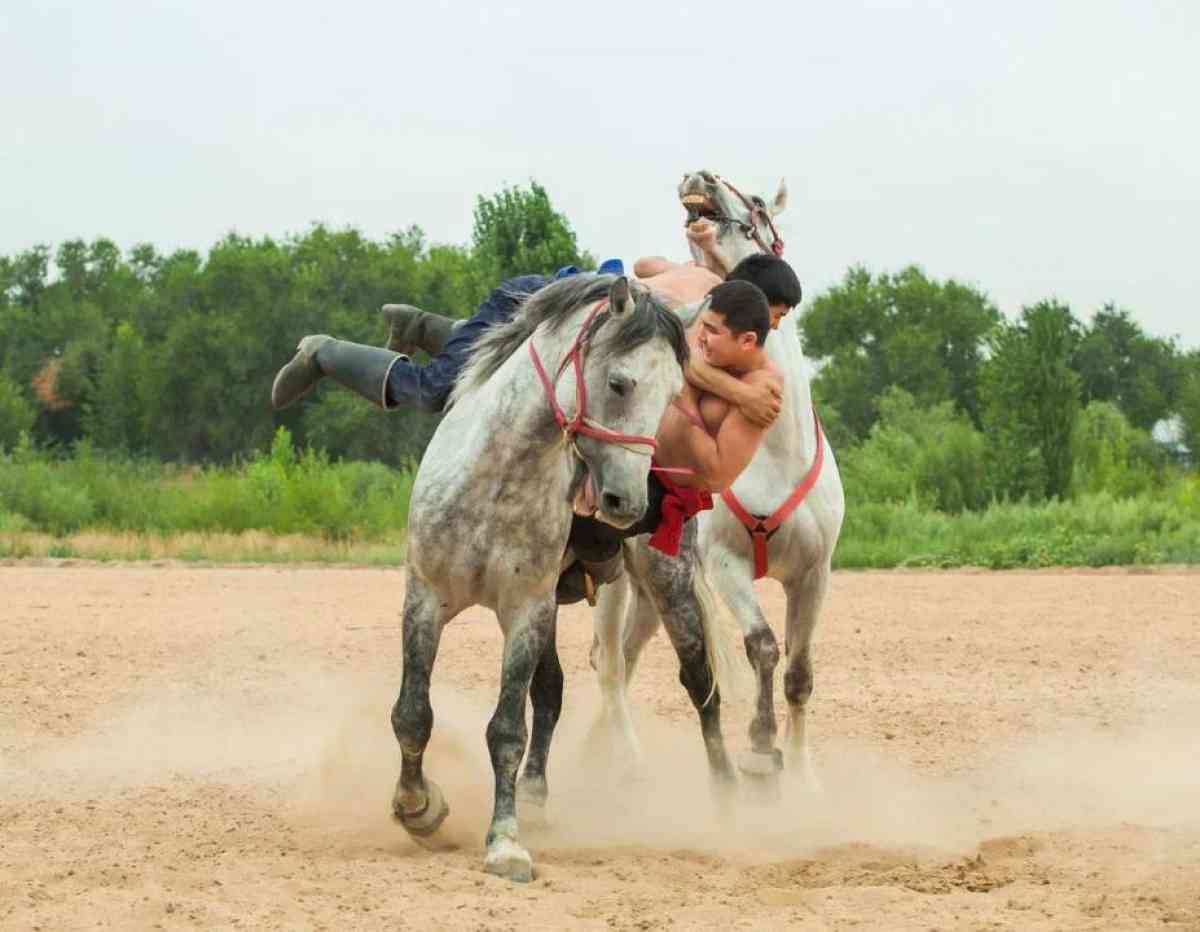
[1,565,1197,931]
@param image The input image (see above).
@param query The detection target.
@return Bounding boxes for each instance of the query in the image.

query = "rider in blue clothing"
[271,261,624,413]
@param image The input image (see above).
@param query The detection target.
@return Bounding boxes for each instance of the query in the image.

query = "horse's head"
[678,170,787,278]
[569,276,687,528]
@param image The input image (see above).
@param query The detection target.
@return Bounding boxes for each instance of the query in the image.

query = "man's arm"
[679,370,781,491]
[683,320,782,427]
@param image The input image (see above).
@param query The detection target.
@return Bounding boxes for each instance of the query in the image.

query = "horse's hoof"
[393,778,449,838]
[737,750,783,804]
[484,837,534,883]
[738,748,783,777]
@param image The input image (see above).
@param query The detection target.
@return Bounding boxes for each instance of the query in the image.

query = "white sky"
[4,0,1197,347]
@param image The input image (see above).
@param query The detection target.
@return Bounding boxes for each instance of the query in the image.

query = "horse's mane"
[448,274,688,407]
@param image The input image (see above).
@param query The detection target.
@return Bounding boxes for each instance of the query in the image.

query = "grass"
[0,529,406,565]
[2,430,1198,570]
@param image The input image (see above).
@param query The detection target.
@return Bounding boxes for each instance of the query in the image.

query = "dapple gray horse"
[390,274,689,882]
[594,171,845,794]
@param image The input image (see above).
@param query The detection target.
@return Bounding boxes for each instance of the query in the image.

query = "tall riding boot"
[271,336,405,410]
[381,304,461,356]
[555,549,625,606]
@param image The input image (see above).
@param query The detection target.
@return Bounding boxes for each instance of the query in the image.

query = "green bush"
[1070,401,1158,497]
[0,375,35,452]
[1,427,1198,568]
[839,387,990,512]
[0,427,414,541]
[834,486,1200,569]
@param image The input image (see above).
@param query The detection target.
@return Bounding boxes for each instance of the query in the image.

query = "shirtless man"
[558,275,782,601]
[638,252,800,428]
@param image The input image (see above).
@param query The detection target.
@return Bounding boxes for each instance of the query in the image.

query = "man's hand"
[739,379,783,428]
[633,256,675,278]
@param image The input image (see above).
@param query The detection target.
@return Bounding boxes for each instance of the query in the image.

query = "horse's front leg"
[391,574,452,837]
[484,598,555,882]
[516,617,563,810]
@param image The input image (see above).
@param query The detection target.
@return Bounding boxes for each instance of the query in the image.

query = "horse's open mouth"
[573,472,598,517]
[681,193,720,224]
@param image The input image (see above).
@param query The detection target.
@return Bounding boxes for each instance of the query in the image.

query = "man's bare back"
[636,262,722,310]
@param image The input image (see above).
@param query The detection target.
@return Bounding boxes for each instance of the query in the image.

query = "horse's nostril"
[602,493,624,514]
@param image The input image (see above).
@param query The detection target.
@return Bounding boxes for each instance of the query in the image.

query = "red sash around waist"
[648,463,713,557]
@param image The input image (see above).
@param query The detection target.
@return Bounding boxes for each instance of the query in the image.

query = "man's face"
[768,302,792,331]
[698,307,756,367]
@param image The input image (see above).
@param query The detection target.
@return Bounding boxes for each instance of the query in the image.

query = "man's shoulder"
[741,361,784,388]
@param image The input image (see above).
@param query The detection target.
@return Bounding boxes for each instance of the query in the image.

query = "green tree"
[0,373,36,451]
[981,300,1082,500]
[7,245,50,309]
[839,386,990,512]
[83,322,150,452]
[1073,305,1184,429]
[471,182,592,285]
[300,390,438,465]
[800,265,1000,442]
[1177,358,1200,464]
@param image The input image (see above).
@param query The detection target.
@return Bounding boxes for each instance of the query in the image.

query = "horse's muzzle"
[597,489,646,530]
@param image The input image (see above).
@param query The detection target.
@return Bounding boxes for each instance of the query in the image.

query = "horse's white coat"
[598,171,846,789]
[393,278,687,881]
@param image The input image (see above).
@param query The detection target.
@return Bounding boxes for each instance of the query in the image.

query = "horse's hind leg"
[587,571,645,772]
[391,575,451,837]
[516,619,563,809]
[783,565,831,791]
[705,546,783,783]
[484,599,556,882]
[633,532,736,787]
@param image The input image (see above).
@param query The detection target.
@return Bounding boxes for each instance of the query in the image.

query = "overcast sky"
[4,1,1197,346]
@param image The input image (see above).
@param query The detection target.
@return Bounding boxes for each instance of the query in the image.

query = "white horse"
[390,275,688,882]
[595,171,845,792]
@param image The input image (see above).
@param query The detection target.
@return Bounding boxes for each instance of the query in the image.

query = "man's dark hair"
[706,280,770,346]
[727,254,802,308]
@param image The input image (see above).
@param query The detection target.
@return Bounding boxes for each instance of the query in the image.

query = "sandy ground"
[1,564,1198,931]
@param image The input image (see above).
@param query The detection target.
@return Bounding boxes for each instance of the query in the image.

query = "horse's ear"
[770,178,788,217]
[609,276,634,315]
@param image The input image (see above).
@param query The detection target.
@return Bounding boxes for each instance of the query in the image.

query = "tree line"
[804,267,1199,509]
[2,181,1197,513]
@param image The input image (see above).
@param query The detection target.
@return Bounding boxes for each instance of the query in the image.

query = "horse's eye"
[609,375,633,397]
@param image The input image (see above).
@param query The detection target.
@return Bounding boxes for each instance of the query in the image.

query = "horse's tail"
[691,557,743,708]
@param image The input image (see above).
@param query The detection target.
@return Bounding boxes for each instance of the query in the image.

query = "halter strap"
[720,407,824,579]
[528,299,661,454]
[713,175,785,258]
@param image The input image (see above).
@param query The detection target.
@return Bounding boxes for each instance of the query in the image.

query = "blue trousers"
[384,274,548,413]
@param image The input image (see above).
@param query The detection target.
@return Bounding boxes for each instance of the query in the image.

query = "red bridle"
[527,299,661,454]
[716,175,785,258]
[687,174,784,258]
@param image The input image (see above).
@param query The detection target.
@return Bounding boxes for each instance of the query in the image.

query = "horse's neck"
[761,325,819,465]
[443,312,585,466]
